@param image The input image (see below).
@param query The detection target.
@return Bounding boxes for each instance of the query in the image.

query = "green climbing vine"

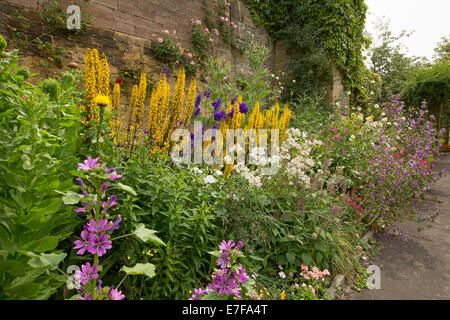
[244,0,370,95]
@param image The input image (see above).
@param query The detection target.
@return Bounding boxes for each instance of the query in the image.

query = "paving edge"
[326,230,374,300]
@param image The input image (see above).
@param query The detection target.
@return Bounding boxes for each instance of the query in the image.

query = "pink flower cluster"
[300,265,330,281]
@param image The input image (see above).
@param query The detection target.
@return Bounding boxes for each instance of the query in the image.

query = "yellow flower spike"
[280,290,285,300]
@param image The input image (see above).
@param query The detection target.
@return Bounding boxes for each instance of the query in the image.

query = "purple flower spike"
[102,183,109,193]
[75,262,99,285]
[78,157,100,171]
[219,240,235,251]
[73,230,91,255]
[87,233,112,256]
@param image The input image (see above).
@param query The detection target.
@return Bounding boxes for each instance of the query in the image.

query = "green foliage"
[366,18,428,99]
[244,0,369,92]
[115,154,225,299]
[0,40,83,299]
[40,0,92,34]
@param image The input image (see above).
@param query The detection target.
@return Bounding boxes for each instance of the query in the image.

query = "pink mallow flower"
[157,38,163,43]
[75,262,99,285]
[87,233,112,256]
[78,157,100,171]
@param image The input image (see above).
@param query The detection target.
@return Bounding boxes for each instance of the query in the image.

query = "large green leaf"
[61,190,83,205]
[26,252,66,270]
[120,263,156,278]
[21,236,59,252]
[134,224,166,246]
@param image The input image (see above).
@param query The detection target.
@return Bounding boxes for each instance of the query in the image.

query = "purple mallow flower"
[111,215,122,231]
[75,262,99,285]
[78,157,100,171]
[85,218,111,233]
[219,240,235,251]
[213,273,240,297]
[109,287,125,300]
[189,288,208,300]
[216,251,230,268]
[73,230,91,255]
[87,233,112,256]
[77,294,94,300]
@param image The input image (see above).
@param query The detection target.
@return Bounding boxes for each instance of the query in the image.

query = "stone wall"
[0,0,345,102]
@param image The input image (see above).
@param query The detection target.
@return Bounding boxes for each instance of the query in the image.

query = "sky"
[364,0,450,60]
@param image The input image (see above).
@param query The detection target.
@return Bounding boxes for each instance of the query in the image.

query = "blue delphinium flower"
[212,98,221,111]
[214,110,226,122]
[239,103,248,114]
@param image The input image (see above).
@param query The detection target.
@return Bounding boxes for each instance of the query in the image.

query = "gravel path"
[345,152,450,300]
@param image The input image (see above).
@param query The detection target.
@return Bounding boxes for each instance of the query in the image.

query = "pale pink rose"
[223,76,228,81]
[214,28,219,36]
[157,38,163,43]
[220,16,225,22]
[190,61,195,65]
[246,71,252,75]
[163,29,169,35]
[224,17,229,22]
[225,12,229,17]
[204,28,209,33]
[196,19,202,25]
[205,76,210,81]
[187,52,193,58]
[209,38,214,42]
[233,24,237,29]
[239,68,244,73]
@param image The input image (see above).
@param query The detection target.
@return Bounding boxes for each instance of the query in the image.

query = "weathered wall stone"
[0,0,346,103]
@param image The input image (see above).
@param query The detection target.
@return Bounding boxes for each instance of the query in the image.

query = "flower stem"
[110,233,134,241]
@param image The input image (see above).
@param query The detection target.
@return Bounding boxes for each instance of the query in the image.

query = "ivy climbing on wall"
[244,0,370,97]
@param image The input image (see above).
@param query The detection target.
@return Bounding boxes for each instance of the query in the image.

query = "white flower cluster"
[279,128,321,184]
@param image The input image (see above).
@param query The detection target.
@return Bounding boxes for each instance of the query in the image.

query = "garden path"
[345,153,450,299]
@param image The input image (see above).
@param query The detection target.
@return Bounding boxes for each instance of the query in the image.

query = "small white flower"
[214,169,223,176]
[279,271,286,279]
[275,76,279,80]
[374,104,379,109]
[292,79,296,83]
[192,167,203,174]
[203,175,217,184]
